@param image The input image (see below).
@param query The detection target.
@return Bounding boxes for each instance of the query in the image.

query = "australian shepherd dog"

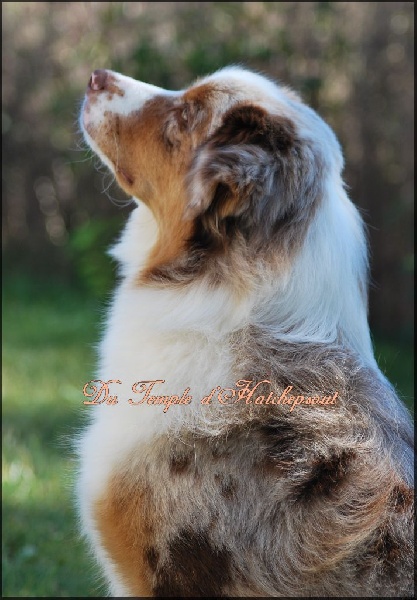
[78,66,414,597]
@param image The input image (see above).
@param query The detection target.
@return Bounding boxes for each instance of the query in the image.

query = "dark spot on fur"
[114,114,120,137]
[256,420,304,474]
[259,420,299,454]
[293,449,356,501]
[154,528,232,597]
[169,453,191,474]
[220,477,237,500]
[389,484,414,513]
[189,206,231,254]
[214,473,237,499]
[144,546,159,572]
[373,527,402,564]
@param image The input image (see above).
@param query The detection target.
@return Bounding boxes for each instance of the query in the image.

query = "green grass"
[2,274,414,597]
[2,276,105,597]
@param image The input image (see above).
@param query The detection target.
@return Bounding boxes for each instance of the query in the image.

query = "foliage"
[68,217,123,297]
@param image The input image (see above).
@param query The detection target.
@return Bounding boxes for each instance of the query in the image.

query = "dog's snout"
[88,69,108,92]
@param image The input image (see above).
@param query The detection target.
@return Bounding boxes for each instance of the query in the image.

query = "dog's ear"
[186,104,304,228]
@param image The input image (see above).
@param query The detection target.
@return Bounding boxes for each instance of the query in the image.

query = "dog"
[78,66,414,597]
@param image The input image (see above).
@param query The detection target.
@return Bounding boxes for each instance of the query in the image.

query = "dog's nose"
[88,69,108,91]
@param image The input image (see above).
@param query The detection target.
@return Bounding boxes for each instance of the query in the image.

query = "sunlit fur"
[77,66,414,597]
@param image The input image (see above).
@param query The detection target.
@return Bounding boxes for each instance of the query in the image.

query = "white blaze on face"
[83,70,167,123]
[80,70,174,171]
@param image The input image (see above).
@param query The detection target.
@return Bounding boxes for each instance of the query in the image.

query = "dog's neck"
[110,185,376,369]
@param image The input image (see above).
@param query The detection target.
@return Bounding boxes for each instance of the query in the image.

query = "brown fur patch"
[183,82,216,105]
[389,483,414,513]
[154,528,232,597]
[257,419,304,474]
[94,475,156,596]
[293,449,356,501]
[104,72,125,98]
[373,527,402,563]
[366,524,405,581]
[127,92,216,282]
[169,452,192,475]
[121,96,196,280]
[85,91,201,281]
[219,476,237,500]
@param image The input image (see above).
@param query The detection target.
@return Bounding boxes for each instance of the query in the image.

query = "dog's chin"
[80,123,106,164]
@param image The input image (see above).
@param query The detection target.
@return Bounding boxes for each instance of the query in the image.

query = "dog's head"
[81,67,341,274]
[81,66,373,362]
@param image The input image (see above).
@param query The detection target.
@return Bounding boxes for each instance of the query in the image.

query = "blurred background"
[2,2,414,596]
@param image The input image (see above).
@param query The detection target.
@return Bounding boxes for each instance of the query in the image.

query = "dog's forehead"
[190,66,297,105]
